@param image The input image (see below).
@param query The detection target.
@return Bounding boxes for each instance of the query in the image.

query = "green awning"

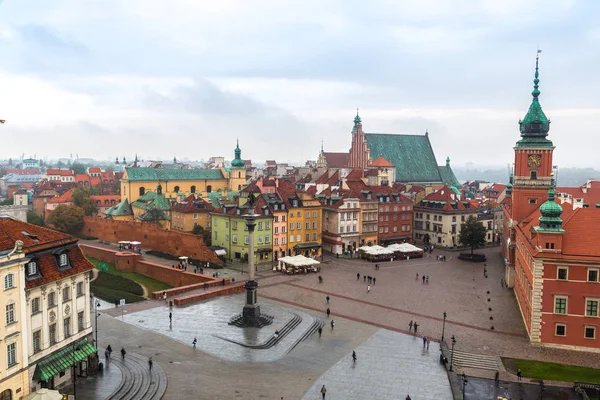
[33,339,96,382]
[293,242,321,249]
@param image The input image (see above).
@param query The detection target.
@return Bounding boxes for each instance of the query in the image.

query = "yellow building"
[0,240,30,400]
[287,192,322,257]
[171,195,216,232]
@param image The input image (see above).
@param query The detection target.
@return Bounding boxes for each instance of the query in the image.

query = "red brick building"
[503,56,600,351]
[374,186,413,245]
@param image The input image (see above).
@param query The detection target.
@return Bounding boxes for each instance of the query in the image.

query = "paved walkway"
[304,329,452,400]
[464,376,579,399]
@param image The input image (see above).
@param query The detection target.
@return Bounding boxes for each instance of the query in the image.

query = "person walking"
[409,320,413,331]
[193,337,197,348]
[321,385,327,399]
[357,272,360,280]
[423,336,427,348]
[416,273,419,281]
[148,357,153,371]
[106,345,112,360]
[121,347,126,360]
[326,308,331,318]
[422,275,425,284]
[426,276,429,284]
[352,351,357,363]
[326,295,330,304]
[413,322,418,333]
[318,327,322,337]
[517,369,522,381]
[363,275,366,282]
[104,349,110,362]
[373,277,376,285]
[494,370,500,385]
[330,320,335,330]
[367,284,371,293]
[426,337,430,350]
[169,311,172,322]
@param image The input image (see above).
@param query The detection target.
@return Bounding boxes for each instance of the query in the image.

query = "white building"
[22,159,40,169]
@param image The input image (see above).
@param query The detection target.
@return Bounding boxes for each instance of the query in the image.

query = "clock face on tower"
[528,154,541,168]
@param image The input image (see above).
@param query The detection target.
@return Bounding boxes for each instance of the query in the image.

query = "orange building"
[503,55,600,351]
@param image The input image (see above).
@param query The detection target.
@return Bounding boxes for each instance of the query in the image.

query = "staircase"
[449,349,505,371]
[106,352,168,400]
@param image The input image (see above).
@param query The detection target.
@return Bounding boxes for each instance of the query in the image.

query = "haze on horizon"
[0,0,599,168]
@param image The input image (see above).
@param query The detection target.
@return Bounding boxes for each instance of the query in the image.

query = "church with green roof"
[317,112,460,186]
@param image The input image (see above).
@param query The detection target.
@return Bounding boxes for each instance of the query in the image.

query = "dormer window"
[27,261,38,276]
[59,253,68,267]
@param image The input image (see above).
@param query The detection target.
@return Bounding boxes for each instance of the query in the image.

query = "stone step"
[106,352,167,400]
[450,349,505,372]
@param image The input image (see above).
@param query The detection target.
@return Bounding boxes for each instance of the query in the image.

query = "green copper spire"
[354,108,361,126]
[537,175,564,231]
[506,174,513,196]
[517,54,553,147]
[231,139,245,168]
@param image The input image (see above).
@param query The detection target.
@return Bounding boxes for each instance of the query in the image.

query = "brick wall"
[81,217,222,265]
[79,244,117,263]
[173,283,246,306]
[134,260,215,288]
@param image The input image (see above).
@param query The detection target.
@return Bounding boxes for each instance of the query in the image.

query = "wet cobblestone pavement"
[122,295,319,362]
[304,329,452,400]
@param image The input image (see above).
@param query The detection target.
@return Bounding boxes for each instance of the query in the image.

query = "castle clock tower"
[510,54,555,226]
[229,140,247,191]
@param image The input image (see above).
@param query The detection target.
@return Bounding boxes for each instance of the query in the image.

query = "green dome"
[231,140,245,168]
[540,199,562,218]
[538,180,563,231]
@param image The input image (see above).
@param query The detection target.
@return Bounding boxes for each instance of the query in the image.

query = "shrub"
[93,271,143,296]
[90,284,145,304]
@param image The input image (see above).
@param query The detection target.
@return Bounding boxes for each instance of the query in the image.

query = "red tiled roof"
[91,195,121,206]
[417,186,475,211]
[556,181,600,207]
[48,189,74,204]
[371,157,394,167]
[88,167,101,173]
[60,170,74,176]
[306,186,317,196]
[75,174,90,183]
[46,169,61,175]
[171,195,216,213]
[323,152,349,168]
[561,207,600,257]
[0,217,75,253]
[26,246,94,289]
[345,169,364,182]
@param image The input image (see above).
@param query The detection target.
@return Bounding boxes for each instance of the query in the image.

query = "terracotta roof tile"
[323,152,349,168]
[370,157,395,167]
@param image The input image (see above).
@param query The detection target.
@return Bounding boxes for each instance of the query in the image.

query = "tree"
[458,215,487,254]
[8,158,12,166]
[72,187,98,216]
[47,205,85,233]
[192,225,211,245]
[27,211,44,226]
[71,162,87,174]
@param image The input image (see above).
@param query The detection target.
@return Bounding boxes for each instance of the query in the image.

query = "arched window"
[238,172,241,178]
[139,187,145,196]
[174,186,180,193]
[206,185,212,193]
[190,185,196,194]
[1,389,13,400]
[238,185,241,191]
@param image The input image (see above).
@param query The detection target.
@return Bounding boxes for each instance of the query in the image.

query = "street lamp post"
[450,335,456,371]
[72,343,82,399]
[94,300,101,347]
[441,311,447,342]
[540,380,545,399]
[462,372,468,400]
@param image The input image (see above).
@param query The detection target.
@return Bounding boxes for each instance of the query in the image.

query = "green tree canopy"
[71,162,87,174]
[72,187,98,216]
[458,215,487,254]
[47,205,85,233]
[27,211,44,226]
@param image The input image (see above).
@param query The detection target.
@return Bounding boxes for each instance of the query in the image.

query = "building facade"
[0,242,30,400]
[321,195,361,255]
[171,195,215,232]
[503,55,600,351]
[413,186,478,248]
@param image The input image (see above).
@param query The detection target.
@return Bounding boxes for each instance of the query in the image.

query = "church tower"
[348,110,371,168]
[510,54,555,225]
[229,140,247,191]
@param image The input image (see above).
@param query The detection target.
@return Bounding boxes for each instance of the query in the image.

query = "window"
[207,185,212,193]
[313,211,317,218]
[232,234,238,243]
[274,238,279,245]
[33,330,42,353]
[297,212,300,217]
[588,269,599,282]
[63,286,70,301]
[31,297,40,314]
[555,324,566,337]
[586,299,598,317]
[557,267,568,281]
[305,234,310,242]
[49,323,57,345]
[213,231,218,240]
[191,185,196,193]
[274,216,279,222]
[225,234,229,242]
[7,343,16,368]
[312,233,317,241]
[296,234,301,242]
[306,211,310,218]
[193,213,198,219]
[530,171,537,180]
[305,222,310,230]
[290,235,295,243]
[139,187,145,196]
[225,221,229,228]
[77,282,84,296]
[313,222,317,229]
[232,221,237,230]
[5,303,15,325]
[265,235,271,244]
[244,236,249,244]
[554,297,567,314]
[290,223,294,231]
[585,326,596,339]
[528,198,537,205]
[258,222,263,230]
[282,215,286,222]
[78,311,84,332]
[266,221,270,229]
[282,237,286,244]
[4,274,14,290]
[64,317,71,338]
[282,226,286,233]
[27,261,38,276]
[174,185,180,193]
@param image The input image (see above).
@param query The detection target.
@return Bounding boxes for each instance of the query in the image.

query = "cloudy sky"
[1,0,599,167]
